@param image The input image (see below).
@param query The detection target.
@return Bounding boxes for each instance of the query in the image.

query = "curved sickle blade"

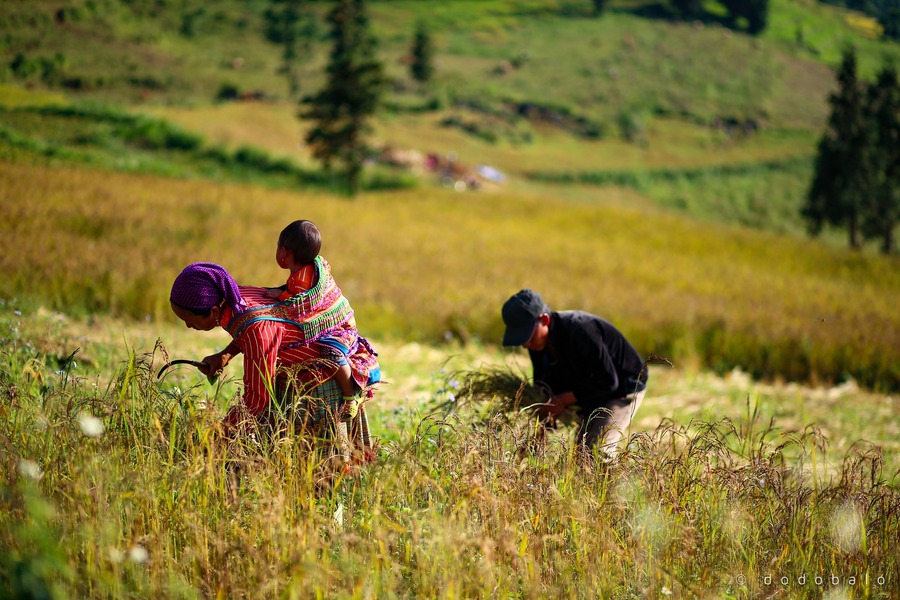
[156,359,207,379]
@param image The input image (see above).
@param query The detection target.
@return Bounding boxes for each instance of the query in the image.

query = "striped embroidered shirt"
[220,286,319,427]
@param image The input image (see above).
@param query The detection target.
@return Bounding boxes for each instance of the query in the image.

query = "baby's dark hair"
[278,220,322,265]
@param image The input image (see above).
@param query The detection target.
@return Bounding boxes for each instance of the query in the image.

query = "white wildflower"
[830,502,863,553]
[128,545,149,564]
[78,412,105,438]
[18,459,43,480]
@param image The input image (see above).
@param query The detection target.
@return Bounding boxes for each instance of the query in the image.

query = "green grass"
[0,303,898,598]
[0,103,417,192]
[3,0,898,123]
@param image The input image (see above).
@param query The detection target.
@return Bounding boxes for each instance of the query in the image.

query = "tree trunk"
[849,213,860,249]
[883,228,894,255]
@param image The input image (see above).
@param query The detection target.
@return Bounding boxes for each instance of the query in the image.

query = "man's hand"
[264,287,283,300]
[536,391,577,420]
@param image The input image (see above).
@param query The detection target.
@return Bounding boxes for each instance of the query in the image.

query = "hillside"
[1,0,898,240]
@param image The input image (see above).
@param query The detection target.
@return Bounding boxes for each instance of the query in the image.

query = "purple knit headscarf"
[170,263,247,315]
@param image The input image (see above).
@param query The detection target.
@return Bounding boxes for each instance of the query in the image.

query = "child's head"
[277,220,322,268]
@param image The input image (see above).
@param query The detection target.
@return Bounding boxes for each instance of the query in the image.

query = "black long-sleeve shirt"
[528,311,647,412]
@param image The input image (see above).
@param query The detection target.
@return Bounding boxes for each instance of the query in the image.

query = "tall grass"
[0,341,897,597]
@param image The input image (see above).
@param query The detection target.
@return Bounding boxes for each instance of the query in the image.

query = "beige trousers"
[576,389,646,459]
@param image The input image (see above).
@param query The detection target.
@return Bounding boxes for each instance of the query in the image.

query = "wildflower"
[78,412,105,438]
[447,392,456,403]
[830,503,863,552]
[333,503,344,527]
[128,545,149,564]
[18,459,43,480]
[14,310,22,317]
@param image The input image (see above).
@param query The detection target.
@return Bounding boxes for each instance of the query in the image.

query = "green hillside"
[1,0,898,240]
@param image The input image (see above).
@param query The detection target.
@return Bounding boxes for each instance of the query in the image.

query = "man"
[501,289,648,458]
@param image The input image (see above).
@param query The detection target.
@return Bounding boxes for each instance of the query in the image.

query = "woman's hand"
[200,341,240,378]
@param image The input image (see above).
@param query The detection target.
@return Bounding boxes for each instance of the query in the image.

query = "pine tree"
[301,0,385,195]
[263,0,316,99]
[803,48,868,249]
[721,0,770,34]
[861,63,900,254]
[591,0,609,17]
[410,22,434,84]
[744,0,770,35]
[672,0,703,20]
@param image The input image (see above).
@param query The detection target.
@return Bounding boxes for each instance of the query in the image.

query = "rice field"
[1,161,897,391]
[0,305,897,598]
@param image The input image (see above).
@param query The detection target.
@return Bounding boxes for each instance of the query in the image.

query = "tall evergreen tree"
[263,0,316,99]
[672,0,703,20]
[861,63,900,254]
[744,0,770,34]
[410,22,434,84]
[803,48,868,249]
[302,0,384,195]
[882,8,900,41]
[722,0,770,34]
[591,0,609,17]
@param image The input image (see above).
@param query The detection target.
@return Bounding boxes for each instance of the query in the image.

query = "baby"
[269,219,360,418]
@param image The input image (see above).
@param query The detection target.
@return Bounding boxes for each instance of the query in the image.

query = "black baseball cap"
[501,289,548,346]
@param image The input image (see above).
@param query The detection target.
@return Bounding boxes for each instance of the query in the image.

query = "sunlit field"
[2,156,898,596]
[2,0,899,596]
[2,161,898,391]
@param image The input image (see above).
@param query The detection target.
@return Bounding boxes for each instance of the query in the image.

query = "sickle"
[156,359,208,380]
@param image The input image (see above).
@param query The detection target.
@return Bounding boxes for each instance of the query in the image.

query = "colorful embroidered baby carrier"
[225,256,380,391]
[226,256,354,345]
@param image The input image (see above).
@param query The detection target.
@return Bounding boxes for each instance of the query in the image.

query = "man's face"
[522,314,550,351]
[171,302,220,331]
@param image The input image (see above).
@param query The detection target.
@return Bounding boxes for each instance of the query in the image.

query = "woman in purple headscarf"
[169,262,380,460]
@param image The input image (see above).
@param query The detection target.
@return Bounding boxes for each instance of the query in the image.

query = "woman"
[169,262,380,461]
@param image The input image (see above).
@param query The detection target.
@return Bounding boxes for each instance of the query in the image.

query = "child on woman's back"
[269,219,361,417]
